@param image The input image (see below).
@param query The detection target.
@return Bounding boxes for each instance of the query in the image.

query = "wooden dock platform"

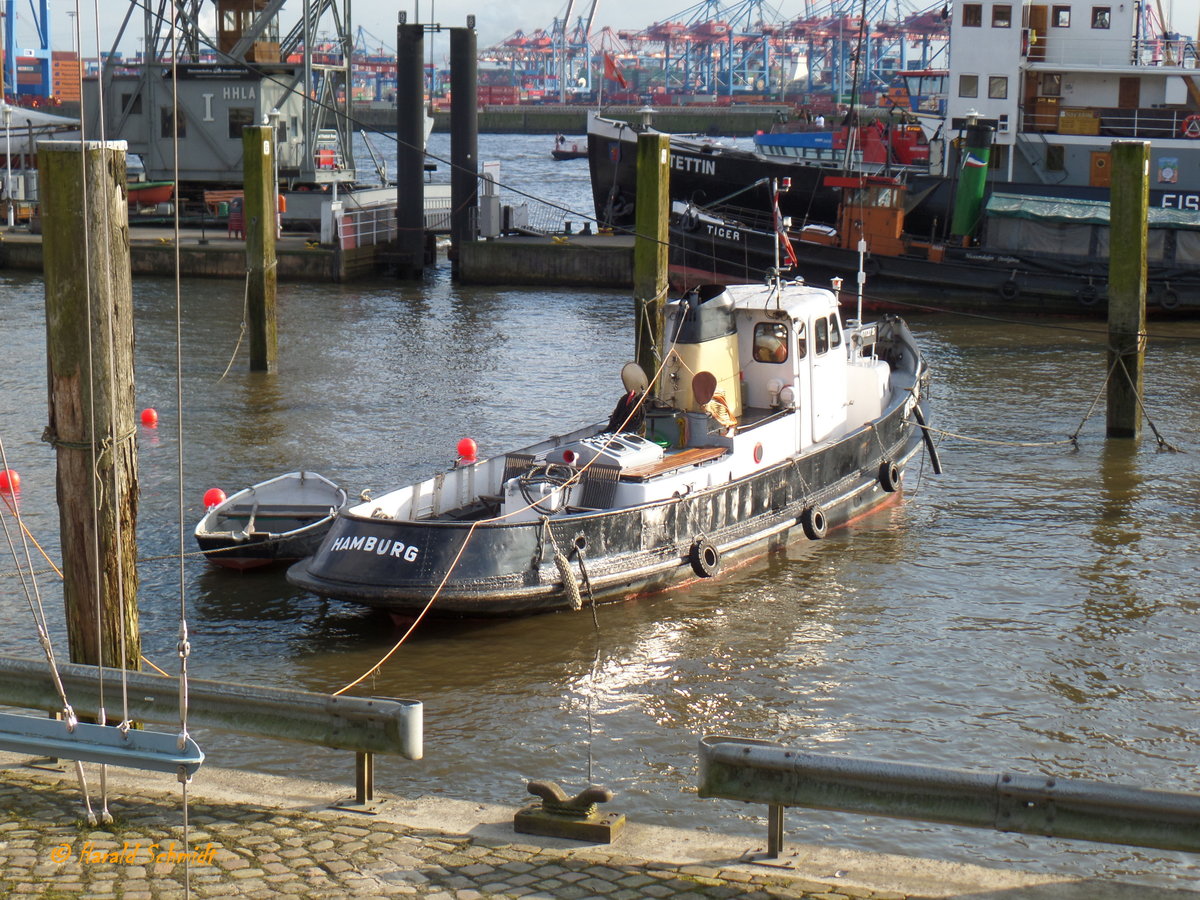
[1,227,634,286]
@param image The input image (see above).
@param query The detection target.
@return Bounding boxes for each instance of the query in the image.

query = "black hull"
[288,391,928,618]
[589,130,868,231]
[589,119,1200,243]
[670,217,1200,317]
[197,523,333,570]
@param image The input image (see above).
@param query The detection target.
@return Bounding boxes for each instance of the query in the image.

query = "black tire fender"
[863,255,881,276]
[1160,288,1181,311]
[998,279,1020,301]
[801,505,828,541]
[879,460,902,492]
[1078,283,1100,307]
[689,538,720,578]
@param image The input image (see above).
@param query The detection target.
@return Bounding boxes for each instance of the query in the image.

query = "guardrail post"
[767,804,784,858]
[356,751,374,804]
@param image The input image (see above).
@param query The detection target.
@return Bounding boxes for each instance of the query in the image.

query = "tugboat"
[287,267,936,618]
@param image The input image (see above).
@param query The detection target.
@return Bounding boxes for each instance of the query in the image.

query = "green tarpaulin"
[986,192,1200,230]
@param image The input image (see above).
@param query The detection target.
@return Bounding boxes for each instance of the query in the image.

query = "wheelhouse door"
[809,313,848,443]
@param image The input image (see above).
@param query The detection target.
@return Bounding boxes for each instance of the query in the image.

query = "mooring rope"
[218,271,253,381]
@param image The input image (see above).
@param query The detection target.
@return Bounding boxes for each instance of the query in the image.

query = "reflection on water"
[3,202,1200,888]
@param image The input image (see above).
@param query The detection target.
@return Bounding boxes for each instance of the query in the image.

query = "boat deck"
[619,446,728,481]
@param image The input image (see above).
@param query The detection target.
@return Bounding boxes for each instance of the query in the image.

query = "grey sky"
[15,0,697,58]
[11,0,1200,61]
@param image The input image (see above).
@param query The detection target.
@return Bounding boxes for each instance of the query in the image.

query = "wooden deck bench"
[203,189,243,214]
[619,446,728,482]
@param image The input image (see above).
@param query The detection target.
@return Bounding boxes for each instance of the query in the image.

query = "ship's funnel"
[950,118,995,238]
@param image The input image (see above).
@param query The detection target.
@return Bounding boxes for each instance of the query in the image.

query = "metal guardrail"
[336,204,398,249]
[698,735,1200,857]
[0,656,422,804]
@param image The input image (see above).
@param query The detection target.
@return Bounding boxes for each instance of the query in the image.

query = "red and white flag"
[603,52,628,90]
[773,182,798,268]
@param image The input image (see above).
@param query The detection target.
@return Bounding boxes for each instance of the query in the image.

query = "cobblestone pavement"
[0,765,902,900]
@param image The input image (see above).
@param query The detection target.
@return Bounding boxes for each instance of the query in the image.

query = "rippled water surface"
[2,135,1199,890]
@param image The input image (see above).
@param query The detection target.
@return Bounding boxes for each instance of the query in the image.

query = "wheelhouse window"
[1041,73,1062,96]
[1091,6,1110,28]
[1052,5,1071,26]
[828,315,842,349]
[796,320,807,358]
[753,322,789,363]
[992,4,1012,27]
[962,3,983,26]
[959,74,979,98]
[815,318,830,356]
[120,92,142,115]
[988,76,1009,99]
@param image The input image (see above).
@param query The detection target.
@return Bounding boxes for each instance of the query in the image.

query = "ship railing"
[1022,35,1195,67]
[423,191,452,232]
[1019,103,1198,140]
[334,203,398,249]
[1132,36,1197,67]
[512,196,586,236]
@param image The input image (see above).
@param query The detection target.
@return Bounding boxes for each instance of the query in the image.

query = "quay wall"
[1,233,343,282]
[458,236,634,288]
[4,232,633,286]
[354,104,792,137]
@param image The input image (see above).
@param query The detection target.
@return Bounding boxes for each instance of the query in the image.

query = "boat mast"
[840,0,871,172]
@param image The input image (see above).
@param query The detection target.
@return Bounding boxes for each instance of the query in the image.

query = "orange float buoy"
[203,487,227,508]
[141,408,159,427]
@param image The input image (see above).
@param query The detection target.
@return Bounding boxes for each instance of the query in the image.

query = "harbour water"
[1,134,1199,891]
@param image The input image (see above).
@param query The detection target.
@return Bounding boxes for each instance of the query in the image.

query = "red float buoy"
[203,487,227,509]
[456,437,478,464]
[140,408,159,427]
[0,469,20,494]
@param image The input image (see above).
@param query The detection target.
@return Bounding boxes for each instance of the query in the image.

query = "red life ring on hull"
[1181,114,1200,138]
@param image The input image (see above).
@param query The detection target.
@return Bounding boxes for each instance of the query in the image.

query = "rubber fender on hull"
[912,403,943,475]
[879,460,902,492]
[801,506,828,540]
[689,538,721,578]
